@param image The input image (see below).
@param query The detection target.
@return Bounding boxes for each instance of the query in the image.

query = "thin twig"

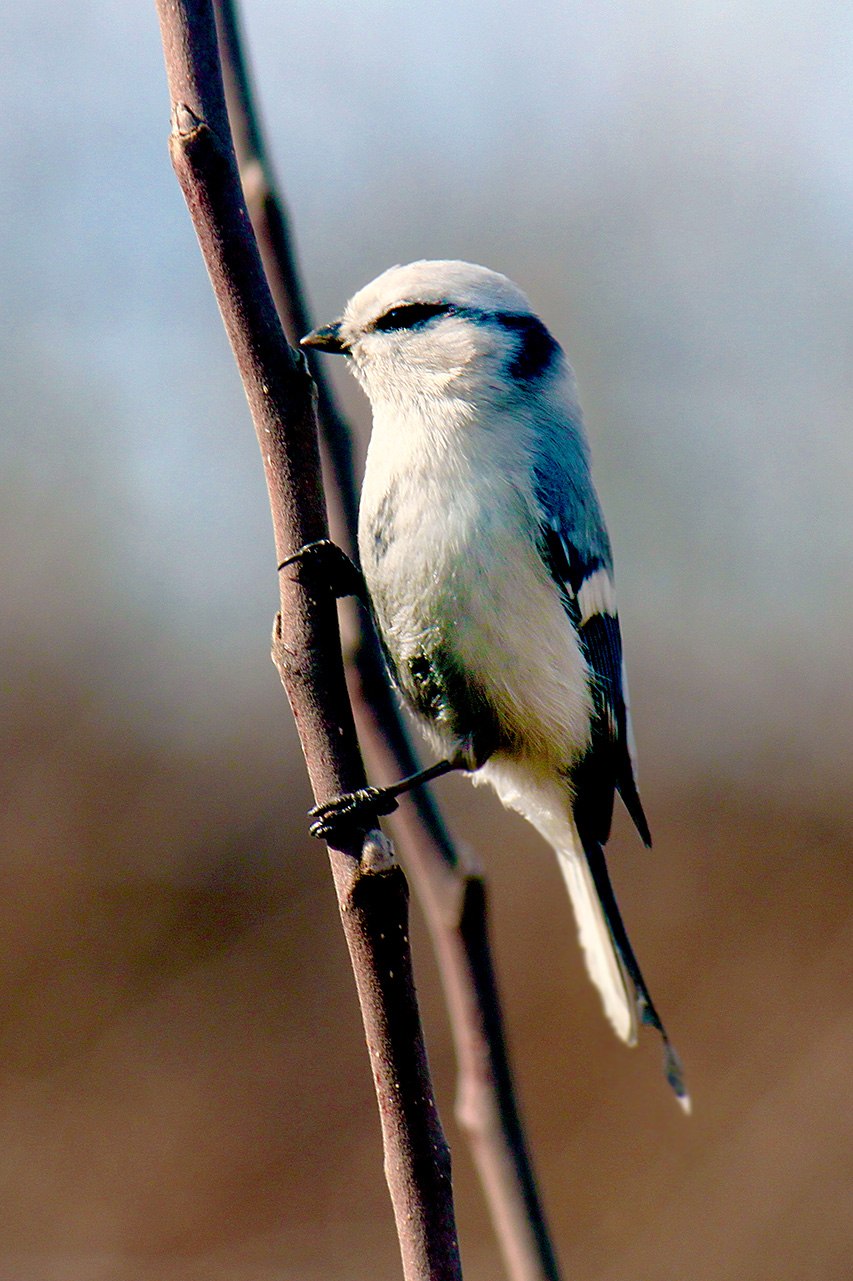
[152,4,462,1278]
[210,3,562,1278]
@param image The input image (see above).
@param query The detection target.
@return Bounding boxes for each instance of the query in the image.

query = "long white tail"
[476,759,637,1045]
[477,756,690,1111]
[554,843,638,1045]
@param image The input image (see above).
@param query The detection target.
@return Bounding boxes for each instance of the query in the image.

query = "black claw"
[278,539,367,601]
[308,752,471,843]
[309,786,399,842]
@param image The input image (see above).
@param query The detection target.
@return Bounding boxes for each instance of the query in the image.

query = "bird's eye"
[373,302,453,332]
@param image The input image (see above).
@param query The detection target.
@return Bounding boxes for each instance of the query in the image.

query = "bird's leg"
[309,742,486,843]
[278,538,367,602]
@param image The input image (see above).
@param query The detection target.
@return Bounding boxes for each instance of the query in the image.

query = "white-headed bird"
[303,260,688,1108]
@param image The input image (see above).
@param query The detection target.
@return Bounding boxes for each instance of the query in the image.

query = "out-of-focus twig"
[211,3,562,1279]
[153,4,462,1278]
[213,0,360,551]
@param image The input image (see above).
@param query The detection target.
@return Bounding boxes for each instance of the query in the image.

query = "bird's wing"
[531,423,651,848]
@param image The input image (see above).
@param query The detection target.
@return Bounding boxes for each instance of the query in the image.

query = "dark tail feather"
[583,837,690,1112]
[617,759,652,848]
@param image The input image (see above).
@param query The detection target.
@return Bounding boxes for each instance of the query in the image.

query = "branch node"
[240,154,268,204]
[295,347,313,380]
[360,829,398,876]
[171,101,204,138]
[455,838,485,880]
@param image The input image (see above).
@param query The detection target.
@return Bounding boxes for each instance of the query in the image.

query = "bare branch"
[209,3,563,1279]
[153,4,462,1278]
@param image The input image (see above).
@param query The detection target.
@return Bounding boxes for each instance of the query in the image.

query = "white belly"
[358,417,592,771]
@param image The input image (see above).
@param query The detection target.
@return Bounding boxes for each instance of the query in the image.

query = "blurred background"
[1,2,851,1278]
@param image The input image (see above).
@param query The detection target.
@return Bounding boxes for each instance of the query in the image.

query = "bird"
[301,260,688,1109]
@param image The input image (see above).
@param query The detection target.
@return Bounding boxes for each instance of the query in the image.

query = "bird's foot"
[278,539,366,601]
[309,751,478,844]
[309,786,399,843]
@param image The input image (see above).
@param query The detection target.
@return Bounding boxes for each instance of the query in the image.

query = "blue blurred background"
[1,3,850,1279]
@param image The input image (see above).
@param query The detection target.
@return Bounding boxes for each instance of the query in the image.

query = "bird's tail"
[559,831,690,1111]
[554,842,638,1046]
[476,759,690,1110]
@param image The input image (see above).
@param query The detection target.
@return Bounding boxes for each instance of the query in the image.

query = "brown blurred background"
[1,3,851,1279]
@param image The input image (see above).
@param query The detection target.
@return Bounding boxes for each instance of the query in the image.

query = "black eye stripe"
[372,302,454,332]
[496,314,559,380]
[369,304,559,378]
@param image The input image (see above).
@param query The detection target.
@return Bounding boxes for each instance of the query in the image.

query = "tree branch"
[153,4,462,1278]
[209,3,562,1279]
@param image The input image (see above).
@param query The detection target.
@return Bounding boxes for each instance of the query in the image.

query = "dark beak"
[300,320,348,354]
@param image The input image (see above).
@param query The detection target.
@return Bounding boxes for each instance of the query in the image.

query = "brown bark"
[153,4,462,1278]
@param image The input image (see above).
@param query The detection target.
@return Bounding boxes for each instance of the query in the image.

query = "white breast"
[358,395,593,771]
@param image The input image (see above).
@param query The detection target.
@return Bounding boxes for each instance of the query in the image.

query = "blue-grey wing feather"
[531,411,651,847]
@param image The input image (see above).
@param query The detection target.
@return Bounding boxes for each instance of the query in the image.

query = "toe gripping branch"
[309,785,401,843]
[309,757,466,845]
[277,538,366,601]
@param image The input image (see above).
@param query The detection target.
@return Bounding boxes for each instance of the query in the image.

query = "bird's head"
[301,260,562,410]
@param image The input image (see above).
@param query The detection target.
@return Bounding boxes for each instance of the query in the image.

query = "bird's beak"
[300,320,349,355]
